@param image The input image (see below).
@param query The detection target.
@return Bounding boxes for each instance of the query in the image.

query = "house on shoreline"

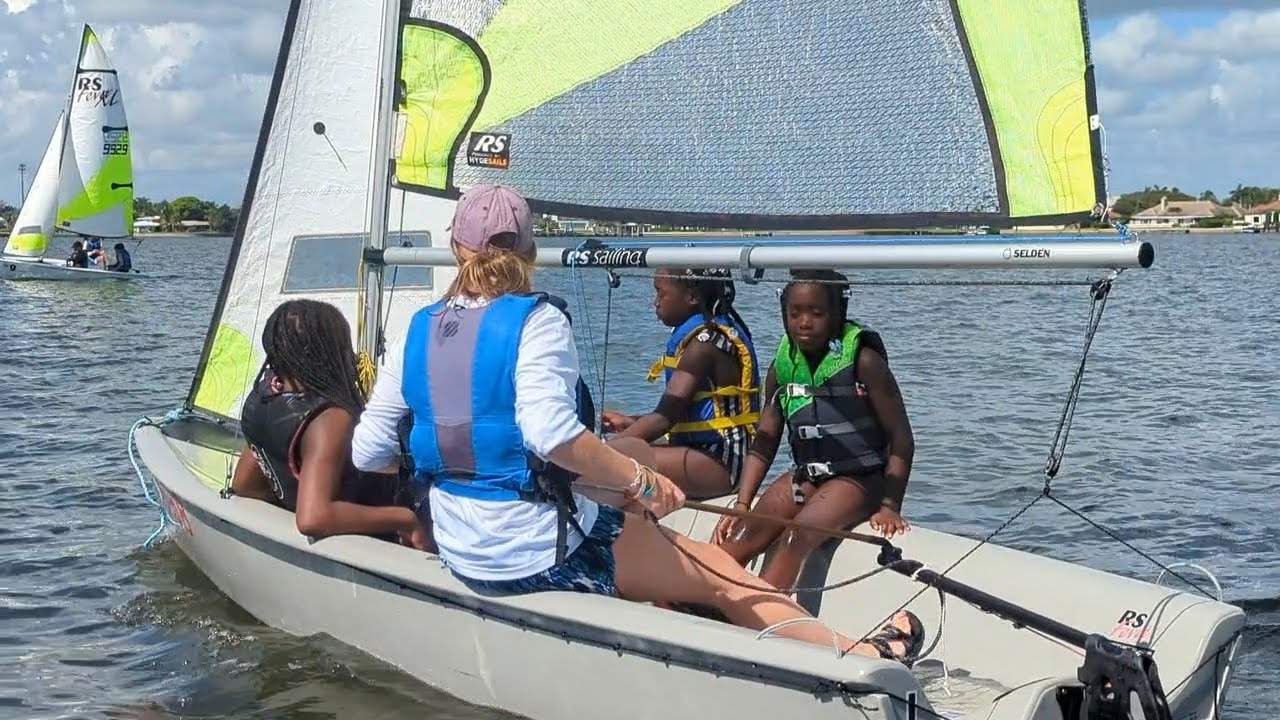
[1130,197,1241,229]
[1243,199,1280,232]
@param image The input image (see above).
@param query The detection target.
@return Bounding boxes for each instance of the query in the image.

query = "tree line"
[0,196,240,234]
[1111,184,1280,219]
[134,196,239,234]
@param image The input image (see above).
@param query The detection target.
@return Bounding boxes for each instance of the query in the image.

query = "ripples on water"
[0,234,1275,718]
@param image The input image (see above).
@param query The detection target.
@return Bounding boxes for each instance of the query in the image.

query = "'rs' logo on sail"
[467,132,511,169]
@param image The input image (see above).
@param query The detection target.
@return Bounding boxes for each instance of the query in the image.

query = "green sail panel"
[396,0,1104,229]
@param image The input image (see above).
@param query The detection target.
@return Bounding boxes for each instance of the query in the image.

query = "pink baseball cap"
[449,184,535,253]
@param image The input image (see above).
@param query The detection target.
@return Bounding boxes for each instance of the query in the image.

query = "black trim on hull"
[185,0,305,410]
[170,480,881,707]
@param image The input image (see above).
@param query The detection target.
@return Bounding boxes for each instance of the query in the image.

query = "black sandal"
[863,610,925,667]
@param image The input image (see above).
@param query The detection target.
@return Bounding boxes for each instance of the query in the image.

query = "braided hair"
[674,268,752,339]
[779,269,850,342]
[262,299,365,415]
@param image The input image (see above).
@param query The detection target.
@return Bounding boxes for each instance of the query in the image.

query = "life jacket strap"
[794,419,877,441]
[646,355,679,382]
[797,459,877,482]
[669,409,761,435]
[692,384,759,401]
[781,382,860,400]
[524,453,586,565]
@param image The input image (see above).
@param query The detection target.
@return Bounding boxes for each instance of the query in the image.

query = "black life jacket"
[240,367,388,512]
[774,322,888,483]
[396,293,594,563]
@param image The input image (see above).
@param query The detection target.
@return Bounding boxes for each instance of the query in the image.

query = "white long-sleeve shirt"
[352,296,599,580]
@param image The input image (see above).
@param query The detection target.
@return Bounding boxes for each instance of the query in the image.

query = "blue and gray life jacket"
[397,293,593,563]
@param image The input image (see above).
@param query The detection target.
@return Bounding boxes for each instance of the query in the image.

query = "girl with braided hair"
[601,268,762,499]
[714,270,915,599]
[231,299,430,548]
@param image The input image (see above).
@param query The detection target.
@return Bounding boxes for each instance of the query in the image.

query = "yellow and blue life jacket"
[646,313,761,445]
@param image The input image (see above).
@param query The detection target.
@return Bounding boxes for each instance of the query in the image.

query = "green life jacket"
[773,321,887,481]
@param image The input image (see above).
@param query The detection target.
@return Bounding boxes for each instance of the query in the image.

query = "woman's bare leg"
[612,513,909,657]
[759,478,875,591]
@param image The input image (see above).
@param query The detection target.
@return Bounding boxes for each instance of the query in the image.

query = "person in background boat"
[231,299,431,549]
[599,269,760,499]
[107,243,132,273]
[714,270,914,591]
[351,185,923,665]
[65,240,88,268]
[86,237,107,269]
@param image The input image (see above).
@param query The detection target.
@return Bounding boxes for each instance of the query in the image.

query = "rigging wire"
[614,270,1100,288]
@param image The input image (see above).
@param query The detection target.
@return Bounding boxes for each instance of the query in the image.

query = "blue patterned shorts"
[455,506,627,598]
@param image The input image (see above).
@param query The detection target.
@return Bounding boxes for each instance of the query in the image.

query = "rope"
[127,410,187,548]
[567,242,607,407]
[1043,493,1217,600]
[356,351,377,397]
[597,270,620,433]
[1042,273,1116,486]
[613,270,1098,288]
[851,493,1045,648]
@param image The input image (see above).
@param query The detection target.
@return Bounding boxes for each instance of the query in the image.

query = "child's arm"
[734,368,782,508]
[859,346,914,536]
[614,339,718,442]
[714,369,781,545]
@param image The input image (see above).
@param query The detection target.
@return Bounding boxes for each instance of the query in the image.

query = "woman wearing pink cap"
[352,185,922,664]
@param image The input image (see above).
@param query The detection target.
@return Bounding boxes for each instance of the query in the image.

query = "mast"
[359,0,401,374]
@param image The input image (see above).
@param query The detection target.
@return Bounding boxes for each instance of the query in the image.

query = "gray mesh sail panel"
[447,0,998,221]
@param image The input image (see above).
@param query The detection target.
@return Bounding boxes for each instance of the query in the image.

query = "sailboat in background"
[2,25,137,281]
[132,1,1241,719]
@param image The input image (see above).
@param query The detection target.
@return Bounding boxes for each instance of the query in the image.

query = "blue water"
[0,233,1276,718]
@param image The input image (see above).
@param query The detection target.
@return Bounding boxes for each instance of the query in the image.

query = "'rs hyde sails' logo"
[466,132,510,169]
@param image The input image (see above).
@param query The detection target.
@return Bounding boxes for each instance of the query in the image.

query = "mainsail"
[395,0,1104,229]
[4,115,65,257]
[56,25,134,238]
[186,0,448,421]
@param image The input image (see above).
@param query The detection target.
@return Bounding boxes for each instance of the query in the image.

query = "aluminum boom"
[375,239,1154,271]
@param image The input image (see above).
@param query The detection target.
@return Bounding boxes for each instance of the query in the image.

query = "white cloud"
[1095,9,1280,195]
[1090,0,1278,15]
[1,1,1275,209]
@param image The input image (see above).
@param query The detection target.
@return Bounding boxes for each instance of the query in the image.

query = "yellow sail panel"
[191,324,258,418]
[955,0,1101,218]
[395,23,490,191]
[472,0,742,131]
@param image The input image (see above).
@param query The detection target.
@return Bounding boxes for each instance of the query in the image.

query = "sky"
[0,1,1277,209]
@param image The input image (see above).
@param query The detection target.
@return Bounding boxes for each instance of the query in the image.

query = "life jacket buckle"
[803,462,834,479]
[796,425,823,440]
[783,383,813,399]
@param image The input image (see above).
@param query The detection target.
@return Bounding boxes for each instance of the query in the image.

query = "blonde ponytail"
[447,243,535,299]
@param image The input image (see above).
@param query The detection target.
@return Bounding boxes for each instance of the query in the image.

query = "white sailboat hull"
[135,421,1244,720]
[0,255,138,281]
